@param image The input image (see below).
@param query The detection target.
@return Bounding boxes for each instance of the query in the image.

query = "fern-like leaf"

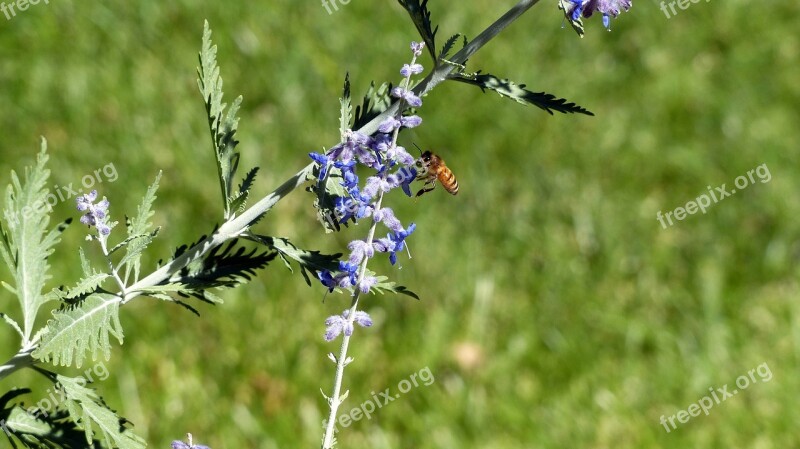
[228,166,259,215]
[450,71,594,116]
[396,0,437,60]
[33,294,123,368]
[4,406,108,449]
[172,240,276,289]
[68,276,111,299]
[0,141,71,345]
[245,234,341,286]
[439,33,462,60]
[58,375,145,449]
[119,172,161,284]
[197,21,246,219]
[352,81,393,131]
[137,239,276,304]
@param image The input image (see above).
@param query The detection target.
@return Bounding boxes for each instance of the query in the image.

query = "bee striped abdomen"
[437,166,458,195]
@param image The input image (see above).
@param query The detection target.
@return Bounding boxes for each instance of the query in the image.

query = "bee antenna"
[412,143,423,155]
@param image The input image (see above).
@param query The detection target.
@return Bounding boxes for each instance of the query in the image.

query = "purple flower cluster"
[567,0,632,29]
[310,42,426,300]
[76,190,111,236]
[324,309,373,341]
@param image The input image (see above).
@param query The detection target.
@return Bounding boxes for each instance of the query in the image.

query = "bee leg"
[415,180,436,197]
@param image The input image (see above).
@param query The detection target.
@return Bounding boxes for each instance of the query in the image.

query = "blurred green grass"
[1,1,799,448]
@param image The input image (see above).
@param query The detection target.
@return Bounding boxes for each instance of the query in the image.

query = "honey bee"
[415,150,459,197]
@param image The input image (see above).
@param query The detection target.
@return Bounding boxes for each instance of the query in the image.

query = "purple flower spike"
[325,310,374,341]
[373,207,403,232]
[391,87,422,107]
[76,190,112,236]
[410,41,425,56]
[348,240,374,265]
[324,314,348,341]
[400,63,424,77]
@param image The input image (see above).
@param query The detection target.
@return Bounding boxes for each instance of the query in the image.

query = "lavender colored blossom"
[568,0,632,29]
[358,276,378,293]
[391,87,422,107]
[348,309,373,328]
[378,115,422,133]
[400,63,424,77]
[324,309,373,341]
[373,207,403,233]
[76,190,111,235]
[387,223,416,265]
[347,240,375,265]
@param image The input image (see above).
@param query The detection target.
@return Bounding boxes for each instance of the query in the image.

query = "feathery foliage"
[0,142,71,346]
[33,294,123,368]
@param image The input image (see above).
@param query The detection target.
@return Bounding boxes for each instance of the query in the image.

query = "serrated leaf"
[118,229,159,285]
[340,73,353,138]
[58,375,145,449]
[64,273,111,300]
[245,234,341,286]
[173,240,276,287]
[352,81,393,131]
[134,283,224,305]
[369,275,419,300]
[33,294,123,368]
[558,0,585,37]
[79,247,93,277]
[119,172,161,284]
[197,21,249,219]
[397,0,437,60]
[139,240,276,304]
[0,141,72,345]
[228,166,259,214]
[450,71,594,116]
[438,33,462,61]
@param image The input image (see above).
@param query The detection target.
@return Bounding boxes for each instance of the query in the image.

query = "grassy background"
[1,1,799,448]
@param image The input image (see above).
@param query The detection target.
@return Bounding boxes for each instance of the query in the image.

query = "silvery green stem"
[0,346,35,380]
[321,191,385,449]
